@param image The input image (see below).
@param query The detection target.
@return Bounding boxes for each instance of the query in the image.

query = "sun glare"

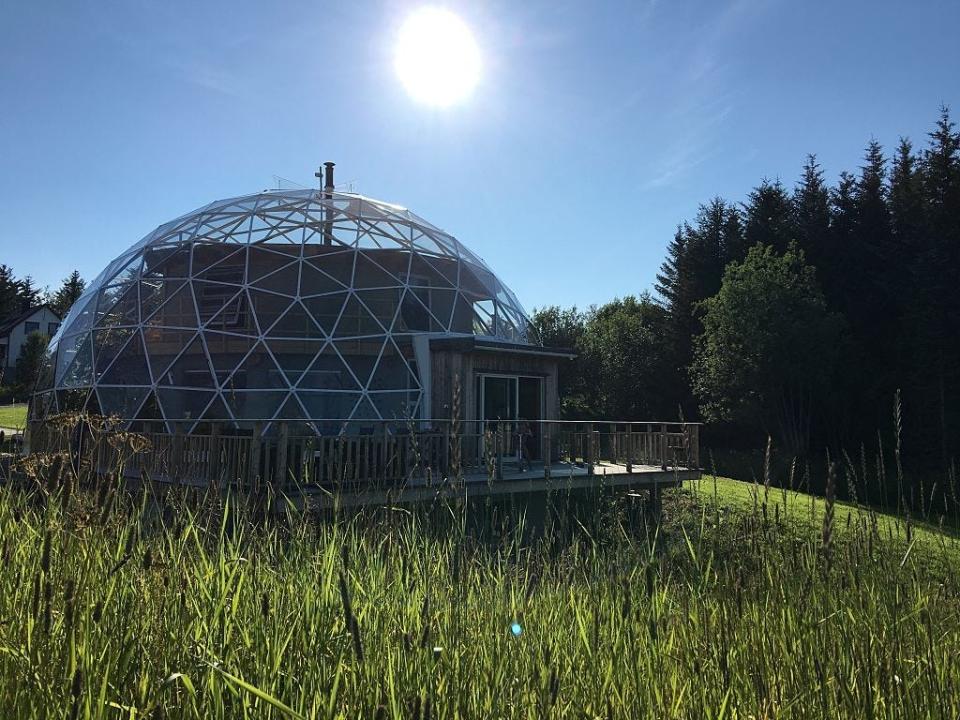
[395,7,481,107]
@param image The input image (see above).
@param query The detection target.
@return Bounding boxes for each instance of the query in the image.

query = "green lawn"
[0,403,27,430]
[689,473,959,563]
[1,450,958,716]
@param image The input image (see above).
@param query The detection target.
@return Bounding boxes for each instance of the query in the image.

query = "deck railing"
[27,419,700,493]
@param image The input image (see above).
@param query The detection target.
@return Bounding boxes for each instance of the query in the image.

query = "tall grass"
[2,451,960,716]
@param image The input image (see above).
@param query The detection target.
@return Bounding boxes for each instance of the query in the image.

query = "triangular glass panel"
[407,253,456,288]
[411,231,449,257]
[224,342,287,390]
[56,389,91,413]
[144,328,198,381]
[333,294,385,337]
[93,327,138,377]
[302,248,355,287]
[333,337,383,389]
[97,387,150,419]
[135,391,164,421]
[368,338,420,391]
[450,292,475,334]
[101,331,150,385]
[249,290,294,336]
[94,282,139,328]
[266,338,326,385]
[302,293,348,335]
[157,336,214,388]
[298,391,360,423]
[157,389,215,423]
[141,245,191,280]
[223,391,288,422]
[369,391,419,421]
[251,260,300,295]
[426,288,456,331]
[297,342,358,391]
[142,281,197,328]
[473,300,496,336]
[191,243,246,277]
[104,254,144,285]
[84,390,102,416]
[353,252,402,289]
[396,288,434,332]
[199,394,232,422]
[202,288,256,334]
[356,289,400,332]
[276,394,307,421]
[299,261,347,297]
[203,331,258,380]
[248,247,298,282]
[350,396,380,421]
[266,301,325,339]
[31,391,54,422]
[139,279,181,323]
[61,293,97,335]
[59,334,94,388]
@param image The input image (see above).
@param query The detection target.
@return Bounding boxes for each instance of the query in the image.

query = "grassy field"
[1,454,959,717]
[0,403,27,430]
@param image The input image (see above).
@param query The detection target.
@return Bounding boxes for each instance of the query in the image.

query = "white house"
[0,305,61,385]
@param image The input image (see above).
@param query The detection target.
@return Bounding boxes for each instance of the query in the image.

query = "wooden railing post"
[626,423,633,473]
[586,423,595,475]
[247,422,263,493]
[495,426,503,481]
[660,423,668,471]
[543,427,552,480]
[208,423,221,486]
[172,423,185,482]
[276,422,289,492]
[691,424,700,469]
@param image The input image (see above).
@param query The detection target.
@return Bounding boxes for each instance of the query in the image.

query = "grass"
[0,403,27,430]
[2,445,960,719]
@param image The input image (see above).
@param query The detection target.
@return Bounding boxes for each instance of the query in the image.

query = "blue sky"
[2,0,958,312]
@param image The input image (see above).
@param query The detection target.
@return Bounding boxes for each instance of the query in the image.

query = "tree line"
[0,268,85,394]
[534,108,960,479]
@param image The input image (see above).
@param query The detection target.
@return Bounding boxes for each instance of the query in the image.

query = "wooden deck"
[294,461,700,509]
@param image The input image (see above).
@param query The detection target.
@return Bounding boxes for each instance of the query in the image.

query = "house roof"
[0,304,61,339]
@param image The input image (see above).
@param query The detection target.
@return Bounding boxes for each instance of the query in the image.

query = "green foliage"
[15,332,49,395]
[691,243,843,454]
[533,294,680,419]
[48,270,86,319]
[1,469,959,717]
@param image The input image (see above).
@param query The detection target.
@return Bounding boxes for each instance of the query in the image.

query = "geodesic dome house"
[30,168,569,438]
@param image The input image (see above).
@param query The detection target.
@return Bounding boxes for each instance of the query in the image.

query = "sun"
[395,8,481,107]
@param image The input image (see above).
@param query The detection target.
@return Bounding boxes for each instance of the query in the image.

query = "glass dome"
[31,189,534,432]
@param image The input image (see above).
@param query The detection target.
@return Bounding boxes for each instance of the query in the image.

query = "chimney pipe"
[321,161,335,246]
[323,161,335,192]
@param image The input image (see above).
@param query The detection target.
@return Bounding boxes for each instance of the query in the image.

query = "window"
[24,321,39,334]
[48,323,59,336]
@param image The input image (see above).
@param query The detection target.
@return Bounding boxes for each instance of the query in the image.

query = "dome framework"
[32,189,535,434]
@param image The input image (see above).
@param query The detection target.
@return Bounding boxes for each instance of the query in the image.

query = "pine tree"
[16,276,42,314]
[744,179,795,253]
[915,106,960,465]
[722,204,747,264]
[889,138,926,258]
[49,270,86,318]
[0,265,20,326]
[793,155,833,300]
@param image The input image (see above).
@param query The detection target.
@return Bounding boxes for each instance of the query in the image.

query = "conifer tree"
[744,179,795,253]
[0,265,19,326]
[793,155,833,299]
[16,276,42,314]
[49,270,86,318]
